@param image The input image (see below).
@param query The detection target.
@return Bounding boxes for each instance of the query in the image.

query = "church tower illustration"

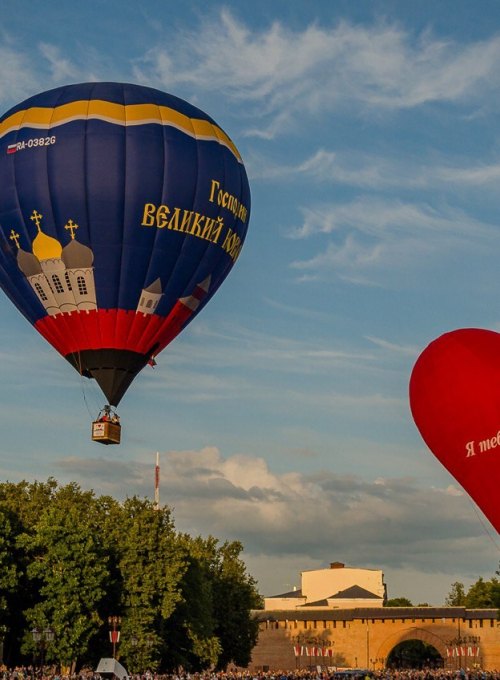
[12,210,97,315]
[137,278,163,315]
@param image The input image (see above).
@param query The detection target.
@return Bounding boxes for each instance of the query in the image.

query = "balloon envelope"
[0,83,250,405]
[410,328,500,533]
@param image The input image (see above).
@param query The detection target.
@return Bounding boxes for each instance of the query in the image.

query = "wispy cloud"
[248,148,415,186]
[289,197,492,240]
[288,197,500,283]
[38,43,81,82]
[145,321,382,388]
[133,11,500,138]
[2,11,500,138]
[365,335,421,356]
[249,147,500,192]
[0,44,38,105]
[263,296,336,322]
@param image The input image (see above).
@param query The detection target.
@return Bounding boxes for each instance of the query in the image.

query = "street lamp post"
[31,626,55,676]
[108,616,122,659]
[145,635,153,674]
[131,635,139,672]
[130,634,154,673]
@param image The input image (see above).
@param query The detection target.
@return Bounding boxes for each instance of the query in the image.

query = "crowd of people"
[2,668,500,680]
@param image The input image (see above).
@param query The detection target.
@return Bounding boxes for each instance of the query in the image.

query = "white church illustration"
[12,209,97,316]
[136,278,163,315]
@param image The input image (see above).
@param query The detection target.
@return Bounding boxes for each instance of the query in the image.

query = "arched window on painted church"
[77,276,88,295]
[65,272,72,291]
[34,282,48,301]
[52,274,64,294]
[146,298,153,308]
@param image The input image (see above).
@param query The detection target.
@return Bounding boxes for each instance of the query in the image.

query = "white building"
[264,561,386,611]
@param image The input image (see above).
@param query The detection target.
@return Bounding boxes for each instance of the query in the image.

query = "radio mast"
[154,452,160,511]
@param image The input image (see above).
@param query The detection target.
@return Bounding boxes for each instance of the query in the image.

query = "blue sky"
[1,0,500,605]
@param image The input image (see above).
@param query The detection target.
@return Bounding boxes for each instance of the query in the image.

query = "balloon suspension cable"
[468,496,500,555]
[79,373,104,420]
[79,375,95,420]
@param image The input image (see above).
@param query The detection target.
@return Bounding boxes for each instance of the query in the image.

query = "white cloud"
[56,446,499,603]
[263,297,336,322]
[288,197,500,283]
[289,197,489,240]
[365,336,422,356]
[38,43,81,82]
[2,12,499,139]
[249,147,500,192]
[434,163,500,185]
[153,322,380,376]
[133,11,500,138]
[0,44,38,105]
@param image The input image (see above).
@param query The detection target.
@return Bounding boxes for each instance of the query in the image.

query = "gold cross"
[65,219,78,239]
[9,230,20,249]
[30,210,43,231]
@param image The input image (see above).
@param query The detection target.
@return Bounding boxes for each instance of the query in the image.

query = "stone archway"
[376,627,448,668]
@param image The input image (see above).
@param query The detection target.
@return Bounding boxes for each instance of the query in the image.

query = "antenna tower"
[154,452,160,511]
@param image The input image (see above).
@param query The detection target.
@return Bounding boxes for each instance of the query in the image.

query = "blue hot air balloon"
[0,83,250,439]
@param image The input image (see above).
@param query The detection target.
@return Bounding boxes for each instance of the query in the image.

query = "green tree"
[0,479,262,672]
[464,577,499,608]
[445,573,500,609]
[210,540,262,670]
[163,534,221,671]
[445,582,466,606]
[164,535,261,670]
[115,497,186,673]
[385,597,413,607]
[0,479,59,664]
[18,483,110,668]
[0,509,19,630]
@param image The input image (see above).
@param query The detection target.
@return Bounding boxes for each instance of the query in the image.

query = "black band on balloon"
[66,349,152,406]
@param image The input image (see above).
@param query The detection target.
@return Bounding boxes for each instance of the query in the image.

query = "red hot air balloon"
[410,327,500,532]
[0,83,251,442]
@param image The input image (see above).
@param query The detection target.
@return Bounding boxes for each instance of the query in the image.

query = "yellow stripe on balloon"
[0,100,243,162]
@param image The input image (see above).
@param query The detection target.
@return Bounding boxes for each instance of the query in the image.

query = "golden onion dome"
[32,231,63,261]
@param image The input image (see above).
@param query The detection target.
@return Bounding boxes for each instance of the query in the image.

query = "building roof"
[299,598,329,607]
[330,585,381,599]
[302,564,380,573]
[267,589,303,599]
[253,606,497,622]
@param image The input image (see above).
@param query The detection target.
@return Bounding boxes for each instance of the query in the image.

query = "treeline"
[0,479,262,672]
[385,569,500,608]
[445,575,500,608]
